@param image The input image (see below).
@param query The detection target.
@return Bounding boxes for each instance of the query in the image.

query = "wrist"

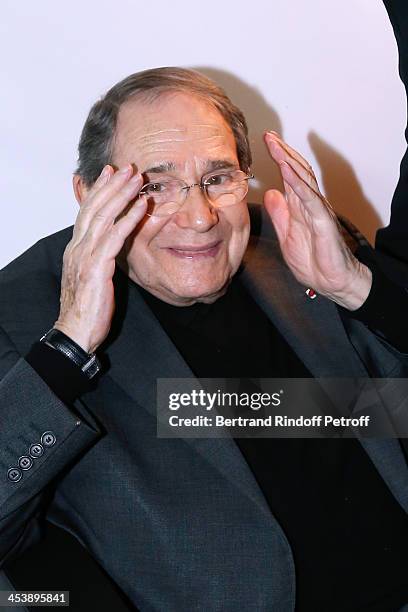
[40,328,101,380]
[327,261,373,310]
[53,322,94,353]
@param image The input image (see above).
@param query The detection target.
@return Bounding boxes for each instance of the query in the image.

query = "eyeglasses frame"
[139,168,255,217]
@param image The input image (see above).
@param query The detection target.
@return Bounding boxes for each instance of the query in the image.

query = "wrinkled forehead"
[112,92,238,174]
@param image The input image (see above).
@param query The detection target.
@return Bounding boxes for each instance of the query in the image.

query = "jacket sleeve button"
[29,443,44,458]
[18,455,33,470]
[41,431,57,447]
[7,467,22,482]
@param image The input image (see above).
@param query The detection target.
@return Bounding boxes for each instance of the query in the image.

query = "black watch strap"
[39,328,101,380]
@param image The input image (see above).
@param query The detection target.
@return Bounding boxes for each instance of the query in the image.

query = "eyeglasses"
[139,169,254,217]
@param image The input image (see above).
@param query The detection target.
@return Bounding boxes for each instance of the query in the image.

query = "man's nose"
[173,185,219,232]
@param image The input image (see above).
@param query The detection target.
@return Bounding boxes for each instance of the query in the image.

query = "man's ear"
[73,174,90,205]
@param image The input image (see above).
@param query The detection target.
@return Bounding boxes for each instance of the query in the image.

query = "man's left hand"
[263,131,372,310]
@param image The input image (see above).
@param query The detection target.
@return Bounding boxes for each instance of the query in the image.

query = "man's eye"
[205,173,231,186]
[143,183,165,194]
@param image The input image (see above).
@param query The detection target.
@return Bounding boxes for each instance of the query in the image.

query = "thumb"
[263,189,289,245]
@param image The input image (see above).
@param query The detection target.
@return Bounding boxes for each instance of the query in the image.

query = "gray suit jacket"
[0,205,408,611]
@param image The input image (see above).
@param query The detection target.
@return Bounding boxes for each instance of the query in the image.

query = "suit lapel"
[240,232,408,513]
[240,234,396,425]
[240,235,367,378]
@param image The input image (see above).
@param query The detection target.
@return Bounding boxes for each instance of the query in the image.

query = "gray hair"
[75,67,252,186]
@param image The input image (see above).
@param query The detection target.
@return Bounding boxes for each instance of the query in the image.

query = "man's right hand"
[53,164,147,353]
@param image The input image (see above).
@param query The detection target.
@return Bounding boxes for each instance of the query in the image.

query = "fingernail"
[129,172,142,183]
[119,165,131,174]
[266,130,279,137]
[100,165,110,178]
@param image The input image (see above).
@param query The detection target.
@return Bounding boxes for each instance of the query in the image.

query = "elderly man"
[1,68,408,612]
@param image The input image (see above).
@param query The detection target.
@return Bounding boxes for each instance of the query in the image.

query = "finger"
[281,178,306,224]
[83,173,144,244]
[73,165,136,241]
[263,189,290,245]
[75,171,143,244]
[93,195,148,261]
[84,164,133,209]
[265,131,313,176]
[283,178,296,199]
[86,164,114,198]
[279,160,332,222]
[265,135,319,192]
[267,138,321,213]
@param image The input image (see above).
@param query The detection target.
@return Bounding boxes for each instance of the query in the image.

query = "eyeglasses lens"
[142,170,251,217]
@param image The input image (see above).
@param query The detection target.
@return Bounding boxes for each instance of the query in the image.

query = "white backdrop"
[0,0,405,268]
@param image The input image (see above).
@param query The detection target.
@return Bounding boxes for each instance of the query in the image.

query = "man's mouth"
[164,240,222,259]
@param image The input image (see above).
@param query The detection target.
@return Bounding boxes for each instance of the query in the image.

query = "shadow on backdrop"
[309,132,382,245]
[196,67,382,244]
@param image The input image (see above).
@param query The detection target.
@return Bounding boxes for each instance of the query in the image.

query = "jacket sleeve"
[0,325,101,568]
[375,0,408,277]
[334,216,408,364]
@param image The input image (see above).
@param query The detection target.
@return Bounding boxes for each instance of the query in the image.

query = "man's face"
[112,91,250,306]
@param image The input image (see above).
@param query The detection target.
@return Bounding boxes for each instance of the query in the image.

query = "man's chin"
[161,278,231,306]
